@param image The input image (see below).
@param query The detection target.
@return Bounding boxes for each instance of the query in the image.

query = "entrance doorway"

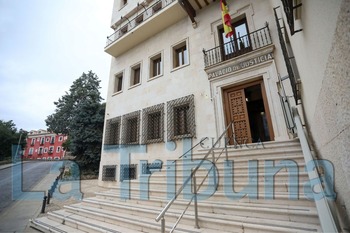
[223,80,274,144]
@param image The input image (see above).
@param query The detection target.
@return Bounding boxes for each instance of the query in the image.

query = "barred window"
[167,95,195,141]
[104,117,121,145]
[174,105,190,136]
[122,111,140,145]
[120,164,137,181]
[126,117,138,143]
[102,165,117,181]
[142,104,164,144]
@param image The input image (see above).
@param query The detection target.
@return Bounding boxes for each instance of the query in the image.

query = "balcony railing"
[203,24,272,68]
[106,0,176,48]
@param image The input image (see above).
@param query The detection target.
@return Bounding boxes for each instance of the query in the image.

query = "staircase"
[30,139,322,232]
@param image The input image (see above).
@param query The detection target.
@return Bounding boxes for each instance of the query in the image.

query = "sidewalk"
[0,162,108,232]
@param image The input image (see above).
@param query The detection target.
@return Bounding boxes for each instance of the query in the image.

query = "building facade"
[23,129,67,160]
[100,0,349,229]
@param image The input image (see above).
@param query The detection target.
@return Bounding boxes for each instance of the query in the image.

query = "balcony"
[105,0,187,57]
[203,24,272,68]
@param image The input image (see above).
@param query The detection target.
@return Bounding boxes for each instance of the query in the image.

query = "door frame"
[223,79,274,144]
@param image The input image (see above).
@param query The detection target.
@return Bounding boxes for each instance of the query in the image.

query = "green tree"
[0,120,27,160]
[46,71,105,172]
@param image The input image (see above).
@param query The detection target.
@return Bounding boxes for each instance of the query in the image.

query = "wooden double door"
[223,80,274,145]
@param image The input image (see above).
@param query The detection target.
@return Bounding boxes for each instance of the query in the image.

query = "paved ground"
[0,162,109,233]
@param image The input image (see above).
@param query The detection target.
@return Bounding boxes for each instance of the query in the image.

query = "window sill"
[148,73,163,82]
[128,83,141,90]
[112,90,123,96]
[171,63,190,73]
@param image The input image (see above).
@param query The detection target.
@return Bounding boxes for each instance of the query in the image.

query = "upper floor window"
[31,138,35,146]
[58,136,63,141]
[121,0,128,8]
[218,16,251,59]
[130,64,141,87]
[150,53,163,79]
[172,40,189,69]
[29,148,34,155]
[114,72,124,93]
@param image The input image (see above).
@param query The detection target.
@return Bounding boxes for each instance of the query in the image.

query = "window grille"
[121,111,140,145]
[141,162,163,175]
[120,164,137,181]
[104,116,121,145]
[167,95,195,141]
[102,165,117,181]
[141,104,164,144]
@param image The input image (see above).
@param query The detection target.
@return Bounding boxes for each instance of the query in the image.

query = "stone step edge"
[87,195,316,212]
[83,196,318,217]
[64,203,320,232]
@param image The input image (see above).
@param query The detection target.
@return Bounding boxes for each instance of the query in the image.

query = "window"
[120,0,128,8]
[31,138,35,146]
[48,146,54,154]
[29,148,34,155]
[152,1,162,13]
[172,40,189,68]
[294,0,302,20]
[102,165,117,181]
[44,148,48,153]
[120,164,137,181]
[130,64,141,86]
[40,137,45,145]
[56,147,61,153]
[38,147,43,155]
[136,14,143,25]
[150,53,162,78]
[114,72,123,93]
[167,95,196,141]
[58,136,63,141]
[50,136,55,144]
[121,111,140,145]
[104,117,121,145]
[46,137,49,142]
[142,104,164,144]
[174,105,190,136]
[218,17,251,59]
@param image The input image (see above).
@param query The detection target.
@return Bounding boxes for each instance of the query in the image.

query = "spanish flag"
[220,0,233,38]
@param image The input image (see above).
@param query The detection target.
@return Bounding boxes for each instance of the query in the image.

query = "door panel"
[225,89,252,144]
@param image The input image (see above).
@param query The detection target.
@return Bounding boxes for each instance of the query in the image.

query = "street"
[0,161,61,214]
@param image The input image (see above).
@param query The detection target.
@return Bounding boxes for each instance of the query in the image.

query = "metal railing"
[105,0,176,47]
[155,122,233,232]
[274,6,301,103]
[292,107,338,232]
[203,24,272,68]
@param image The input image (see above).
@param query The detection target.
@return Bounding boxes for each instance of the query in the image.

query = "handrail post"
[193,175,200,229]
[225,136,229,161]
[211,149,217,189]
[161,217,165,233]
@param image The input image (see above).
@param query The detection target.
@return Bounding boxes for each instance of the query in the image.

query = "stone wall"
[310,0,350,229]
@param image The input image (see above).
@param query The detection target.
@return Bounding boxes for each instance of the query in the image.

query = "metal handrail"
[170,137,209,165]
[155,122,233,232]
[292,107,338,232]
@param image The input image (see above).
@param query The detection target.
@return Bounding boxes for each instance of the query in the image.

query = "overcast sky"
[0,0,114,131]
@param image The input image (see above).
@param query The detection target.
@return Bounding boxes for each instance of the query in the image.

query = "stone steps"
[29,139,322,232]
